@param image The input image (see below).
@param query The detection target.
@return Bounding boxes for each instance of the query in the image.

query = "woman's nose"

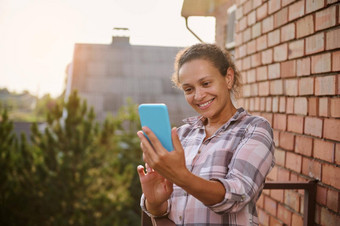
[194,88,205,101]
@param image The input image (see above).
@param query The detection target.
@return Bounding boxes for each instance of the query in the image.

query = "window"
[225,5,236,50]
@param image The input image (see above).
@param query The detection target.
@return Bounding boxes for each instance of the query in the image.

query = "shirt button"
[179,216,182,221]
[198,150,201,154]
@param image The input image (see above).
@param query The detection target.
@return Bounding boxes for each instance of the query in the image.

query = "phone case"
[138,104,174,152]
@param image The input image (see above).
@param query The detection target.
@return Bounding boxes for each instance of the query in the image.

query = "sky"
[0,0,215,97]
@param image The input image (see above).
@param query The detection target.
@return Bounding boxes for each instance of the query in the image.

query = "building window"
[225,4,236,50]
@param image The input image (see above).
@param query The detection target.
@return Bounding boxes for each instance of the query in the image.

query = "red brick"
[314,138,335,162]
[281,60,296,78]
[332,51,340,71]
[268,29,280,47]
[320,206,340,226]
[260,97,266,111]
[299,77,314,96]
[259,81,270,96]
[275,148,286,166]
[296,57,311,76]
[280,131,295,151]
[273,130,280,147]
[262,48,273,65]
[252,22,262,39]
[284,189,300,212]
[270,79,284,95]
[319,97,329,117]
[294,97,308,115]
[256,66,268,81]
[269,216,282,226]
[304,116,323,138]
[302,157,322,179]
[268,0,281,14]
[315,5,336,31]
[274,43,288,62]
[247,69,256,83]
[330,98,340,118]
[274,113,287,131]
[295,135,313,156]
[292,213,303,226]
[326,28,340,50]
[236,5,243,20]
[287,115,304,134]
[257,193,264,208]
[251,83,259,96]
[336,143,340,165]
[311,53,331,74]
[253,0,262,9]
[284,79,298,96]
[262,15,274,33]
[277,204,292,225]
[327,189,339,212]
[287,97,294,113]
[278,167,290,181]
[247,39,257,55]
[257,3,268,21]
[306,32,325,55]
[288,39,304,59]
[338,74,340,95]
[296,14,314,38]
[308,97,319,116]
[243,0,252,15]
[281,23,295,42]
[266,97,272,112]
[267,164,278,181]
[256,35,267,51]
[317,185,328,206]
[315,75,336,96]
[243,28,251,43]
[306,0,325,14]
[271,189,284,202]
[324,118,340,142]
[289,0,305,21]
[242,56,251,70]
[279,97,286,113]
[258,209,270,226]
[274,7,288,28]
[239,17,247,32]
[251,52,261,67]
[265,196,278,216]
[322,163,340,189]
[235,33,243,47]
[282,0,295,6]
[247,10,256,26]
[272,96,279,112]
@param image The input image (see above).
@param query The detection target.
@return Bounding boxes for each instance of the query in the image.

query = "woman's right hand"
[137,163,173,216]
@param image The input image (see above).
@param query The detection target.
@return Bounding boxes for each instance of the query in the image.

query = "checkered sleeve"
[208,118,275,214]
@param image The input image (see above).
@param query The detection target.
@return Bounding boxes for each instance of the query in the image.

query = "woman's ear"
[225,67,234,90]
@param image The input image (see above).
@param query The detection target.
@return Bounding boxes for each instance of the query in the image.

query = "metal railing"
[141,180,318,226]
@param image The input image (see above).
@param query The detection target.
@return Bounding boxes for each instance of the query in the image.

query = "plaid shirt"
[141,108,275,225]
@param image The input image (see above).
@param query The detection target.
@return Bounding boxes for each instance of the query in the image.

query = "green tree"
[0,91,143,225]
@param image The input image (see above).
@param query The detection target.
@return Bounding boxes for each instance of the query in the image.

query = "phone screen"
[138,104,174,152]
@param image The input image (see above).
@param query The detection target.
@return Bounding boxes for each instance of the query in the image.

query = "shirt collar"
[182,107,247,129]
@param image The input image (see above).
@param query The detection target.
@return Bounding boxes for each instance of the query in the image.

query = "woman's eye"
[184,88,192,93]
[203,82,210,86]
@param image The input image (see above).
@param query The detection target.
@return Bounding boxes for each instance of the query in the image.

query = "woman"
[137,43,275,225]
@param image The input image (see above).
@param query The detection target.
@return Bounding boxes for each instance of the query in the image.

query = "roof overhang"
[181,0,223,18]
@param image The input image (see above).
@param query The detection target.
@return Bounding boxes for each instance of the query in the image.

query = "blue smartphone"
[138,103,174,152]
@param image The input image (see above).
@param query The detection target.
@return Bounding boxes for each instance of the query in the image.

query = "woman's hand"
[137,127,189,186]
[137,164,173,216]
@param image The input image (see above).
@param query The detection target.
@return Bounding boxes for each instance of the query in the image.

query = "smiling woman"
[137,43,275,225]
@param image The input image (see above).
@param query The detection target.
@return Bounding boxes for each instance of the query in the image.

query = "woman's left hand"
[137,127,189,185]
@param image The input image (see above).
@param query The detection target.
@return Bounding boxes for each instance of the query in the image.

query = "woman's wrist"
[145,199,168,217]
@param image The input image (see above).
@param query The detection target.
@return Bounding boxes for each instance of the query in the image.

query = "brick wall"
[217,0,340,225]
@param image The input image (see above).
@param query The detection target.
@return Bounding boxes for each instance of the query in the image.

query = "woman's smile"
[197,98,215,110]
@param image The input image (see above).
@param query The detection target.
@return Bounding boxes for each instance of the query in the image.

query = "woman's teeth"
[198,99,213,107]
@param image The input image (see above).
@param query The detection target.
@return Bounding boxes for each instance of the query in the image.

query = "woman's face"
[178,58,233,120]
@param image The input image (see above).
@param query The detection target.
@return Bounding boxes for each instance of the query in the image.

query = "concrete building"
[67,33,196,126]
[182,0,340,225]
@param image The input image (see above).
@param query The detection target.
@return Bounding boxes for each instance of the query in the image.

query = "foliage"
[0,91,143,225]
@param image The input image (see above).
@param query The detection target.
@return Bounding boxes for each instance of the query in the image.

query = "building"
[182,0,340,225]
[67,32,196,126]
